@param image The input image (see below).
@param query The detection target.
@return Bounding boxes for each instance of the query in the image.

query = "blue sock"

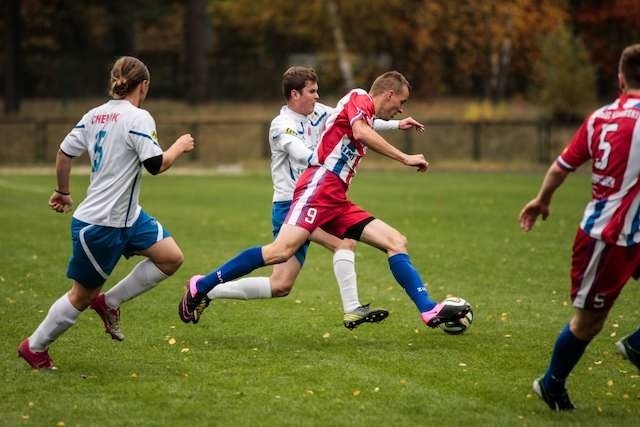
[542,324,590,393]
[196,246,265,293]
[388,253,436,312]
[626,327,640,350]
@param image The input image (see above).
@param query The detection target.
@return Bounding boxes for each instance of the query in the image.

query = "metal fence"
[0,117,580,166]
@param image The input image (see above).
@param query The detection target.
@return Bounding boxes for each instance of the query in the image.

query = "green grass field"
[1,170,639,426]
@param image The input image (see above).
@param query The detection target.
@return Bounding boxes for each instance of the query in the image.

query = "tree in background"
[0,0,629,115]
[570,0,640,99]
[533,23,596,120]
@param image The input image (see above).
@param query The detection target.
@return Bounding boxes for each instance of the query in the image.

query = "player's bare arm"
[519,162,569,231]
[352,119,428,172]
[158,133,195,173]
[49,149,73,213]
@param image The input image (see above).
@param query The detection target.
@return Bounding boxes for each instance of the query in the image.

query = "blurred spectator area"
[0,116,578,166]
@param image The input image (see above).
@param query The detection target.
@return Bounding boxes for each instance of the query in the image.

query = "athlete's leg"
[541,308,608,391]
[310,228,361,312]
[359,218,436,312]
[19,280,94,368]
[180,225,311,323]
[196,224,310,293]
[104,238,181,308]
[207,257,301,300]
[27,281,96,352]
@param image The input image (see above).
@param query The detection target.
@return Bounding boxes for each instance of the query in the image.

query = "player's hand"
[404,153,429,172]
[176,133,195,153]
[48,192,73,213]
[398,117,425,133]
[519,199,549,232]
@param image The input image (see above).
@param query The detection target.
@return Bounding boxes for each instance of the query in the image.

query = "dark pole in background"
[184,0,211,104]
[4,0,22,114]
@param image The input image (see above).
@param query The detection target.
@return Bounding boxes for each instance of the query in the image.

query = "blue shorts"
[272,201,310,266]
[67,210,170,288]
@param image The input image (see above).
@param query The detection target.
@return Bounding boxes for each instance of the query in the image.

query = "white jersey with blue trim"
[60,99,163,228]
[269,103,332,202]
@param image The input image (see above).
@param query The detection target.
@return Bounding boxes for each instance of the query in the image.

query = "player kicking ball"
[180,71,470,330]
[193,66,425,329]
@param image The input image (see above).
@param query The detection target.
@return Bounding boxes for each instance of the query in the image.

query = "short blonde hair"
[370,71,410,96]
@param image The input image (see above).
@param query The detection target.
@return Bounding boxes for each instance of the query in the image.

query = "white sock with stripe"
[333,249,361,313]
[207,277,272,300]
[29,293,81,351]
[105,259,168,308]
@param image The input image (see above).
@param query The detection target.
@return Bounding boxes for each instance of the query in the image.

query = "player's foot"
[18,339,56,370]
[532,377,575,411]
[194,295,212,321]
[90,293,124,341]
[179,275,206,324]
[343,304,389,330]
[420,299,471,328]
[616,335,640,370]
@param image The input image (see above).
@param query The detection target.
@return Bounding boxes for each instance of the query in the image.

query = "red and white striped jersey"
[309,89,375,186]
[557,94,640,246]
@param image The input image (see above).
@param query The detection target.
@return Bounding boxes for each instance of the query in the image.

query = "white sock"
[105,259,168,308]
[29,293,81,351]
[333,249,361,313]
[207,277,272,300]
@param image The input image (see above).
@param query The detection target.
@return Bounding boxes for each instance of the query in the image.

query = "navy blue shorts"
[272,201,310,266]
[67,210,170,288]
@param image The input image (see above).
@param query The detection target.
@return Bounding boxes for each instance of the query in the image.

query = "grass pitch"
[1,170,639,426]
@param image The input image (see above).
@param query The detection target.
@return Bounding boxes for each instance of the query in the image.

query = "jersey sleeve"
[59,116,89,157]
[270,120,311,163]
[128,111,163,162]
[373,119,399,131]
[345,93,374,127]
[556,121,591,171]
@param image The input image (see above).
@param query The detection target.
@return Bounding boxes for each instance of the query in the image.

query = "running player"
[520,44,640,410]
[18,56,195,369]
[199,66,425,329]
[180,71,470,329]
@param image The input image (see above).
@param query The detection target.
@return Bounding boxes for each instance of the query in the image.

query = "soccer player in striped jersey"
[520,44,640,411]
[18,56,195,369]
[198,66,424,329]
[180,71,470,330]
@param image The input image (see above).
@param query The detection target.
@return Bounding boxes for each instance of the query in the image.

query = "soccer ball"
[439,296,473,335]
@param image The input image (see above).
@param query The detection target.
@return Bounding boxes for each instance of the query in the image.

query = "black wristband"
[55,189,70,196]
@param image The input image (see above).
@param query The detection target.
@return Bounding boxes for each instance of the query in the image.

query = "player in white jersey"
[18,56,195,369]
[198,66,425,329]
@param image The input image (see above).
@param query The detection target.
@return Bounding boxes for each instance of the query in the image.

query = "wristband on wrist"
[55,189,70,196]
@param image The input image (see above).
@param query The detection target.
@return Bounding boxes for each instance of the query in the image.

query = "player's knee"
[269,274,294,297]
[68,283,100,310]
[157,248,184,276]
[570,314,606,341]
[263,244,295,265]
[387,233,408,253]
[337,238,357,251]
[271,285,291,298]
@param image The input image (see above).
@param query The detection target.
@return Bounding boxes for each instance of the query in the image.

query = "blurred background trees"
[2,0,639,117]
